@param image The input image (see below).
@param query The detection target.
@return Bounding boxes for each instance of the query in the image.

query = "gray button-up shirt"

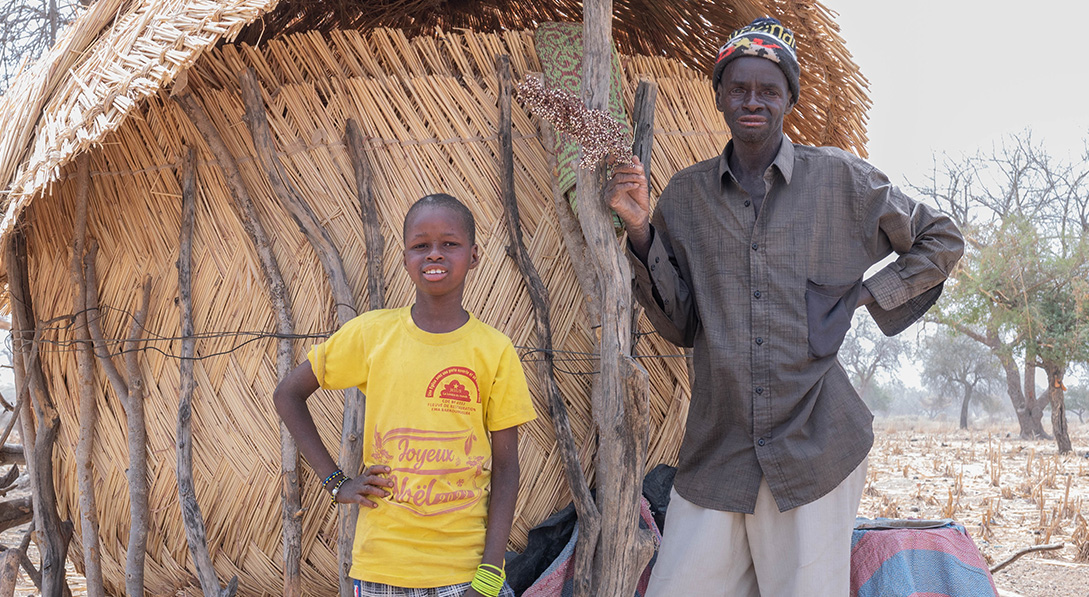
[630,139,963,513]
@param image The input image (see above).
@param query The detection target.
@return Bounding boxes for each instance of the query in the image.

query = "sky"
[821,0,1089,189]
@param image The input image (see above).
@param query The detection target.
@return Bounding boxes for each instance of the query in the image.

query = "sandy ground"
[3,417,1088,596]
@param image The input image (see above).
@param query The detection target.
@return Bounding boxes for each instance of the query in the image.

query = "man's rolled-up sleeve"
[861,167,965,335]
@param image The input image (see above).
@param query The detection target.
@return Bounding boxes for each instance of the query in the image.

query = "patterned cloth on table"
[851,518,998,597]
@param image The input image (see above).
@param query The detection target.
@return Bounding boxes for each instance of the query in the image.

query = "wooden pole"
[122,276,152,597]
[83,241,152,597]
[578,2,655,594]
[172,86,301,597]
[630,81,657,187]
[70,152,105,597]
[341,118,389,597]
[0,549,21,597]
[344,119,386,313]
[497,55,600,597]
[628,80,657,353]
[6,230,70,597]
[176,146,238,597]
[241,70,372,597]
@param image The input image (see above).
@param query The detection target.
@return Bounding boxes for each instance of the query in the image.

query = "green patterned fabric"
[535,22,631,198]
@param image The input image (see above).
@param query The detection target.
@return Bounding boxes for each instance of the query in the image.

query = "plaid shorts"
[353,579,515,597]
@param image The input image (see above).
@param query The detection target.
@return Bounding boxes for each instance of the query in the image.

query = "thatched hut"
[0,1,869,595]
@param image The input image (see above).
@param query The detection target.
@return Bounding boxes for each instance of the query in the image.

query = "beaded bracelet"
[321,469,345,490]
[329,475,350,505]
[470,563,506,597]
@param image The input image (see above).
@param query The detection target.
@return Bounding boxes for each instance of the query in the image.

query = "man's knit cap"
[712,17,800,104]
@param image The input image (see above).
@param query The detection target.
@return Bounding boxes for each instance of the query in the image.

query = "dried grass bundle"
[516,73,634,168]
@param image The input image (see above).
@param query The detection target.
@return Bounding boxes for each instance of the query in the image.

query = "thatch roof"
[0,0,869,243]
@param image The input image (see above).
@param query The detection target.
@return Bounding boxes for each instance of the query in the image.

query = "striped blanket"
[851,518,998,597]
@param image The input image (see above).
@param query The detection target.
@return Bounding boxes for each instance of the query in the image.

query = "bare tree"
[0,0,85,94]
[921,332,1002,429]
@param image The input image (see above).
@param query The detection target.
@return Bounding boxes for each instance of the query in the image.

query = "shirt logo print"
[426,366,480,402]
[439,379,471,402]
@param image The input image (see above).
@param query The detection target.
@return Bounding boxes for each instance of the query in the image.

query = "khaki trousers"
[646,459,867,597]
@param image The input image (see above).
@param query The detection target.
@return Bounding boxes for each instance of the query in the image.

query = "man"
[606,17,963,596]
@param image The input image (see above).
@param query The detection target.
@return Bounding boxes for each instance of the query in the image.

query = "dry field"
[860,417,1089,597]
[6,418,1089,596]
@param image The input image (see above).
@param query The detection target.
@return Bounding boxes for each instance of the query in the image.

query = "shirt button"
[757,438,766,447]
[756,387,764,394]
[755,337,764,345]
[744,200,751,207]
[654,256,660,264]
[751,243,758,251]
[753,290,761,298]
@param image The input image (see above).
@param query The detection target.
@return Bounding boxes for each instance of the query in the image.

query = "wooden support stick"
[577,2,656,594]
[0,548,21,597]
[239,69,358,324]
[122,276,152,597]
[70,151,105,597]
[6,230,70,597]
[990,542,1064,574]
[242,71,369,597]
[630,81,657,188]
[83,241,150,597]
[344,119,387,312]
[14,521,41,592]
[343,118,388,596]
[82,243,128,403]
[176,146,238,597]
[627,80,657,354]
[173,86,301,597]
[497,54,600,597]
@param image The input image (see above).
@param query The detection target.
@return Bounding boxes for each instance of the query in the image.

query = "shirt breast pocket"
[805,278,863,359]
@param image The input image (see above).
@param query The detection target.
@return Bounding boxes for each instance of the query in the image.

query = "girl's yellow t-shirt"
[308,306,536,588]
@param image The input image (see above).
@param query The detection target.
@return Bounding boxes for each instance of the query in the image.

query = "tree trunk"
[994,348,1044,439]
[954,323,1046,439]
[579,2,655,595]
[959,385,973,430]
[1023,358,1048,438]
[1043,364,1072,454]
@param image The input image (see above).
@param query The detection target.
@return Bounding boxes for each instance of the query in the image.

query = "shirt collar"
[718,135,796,187]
